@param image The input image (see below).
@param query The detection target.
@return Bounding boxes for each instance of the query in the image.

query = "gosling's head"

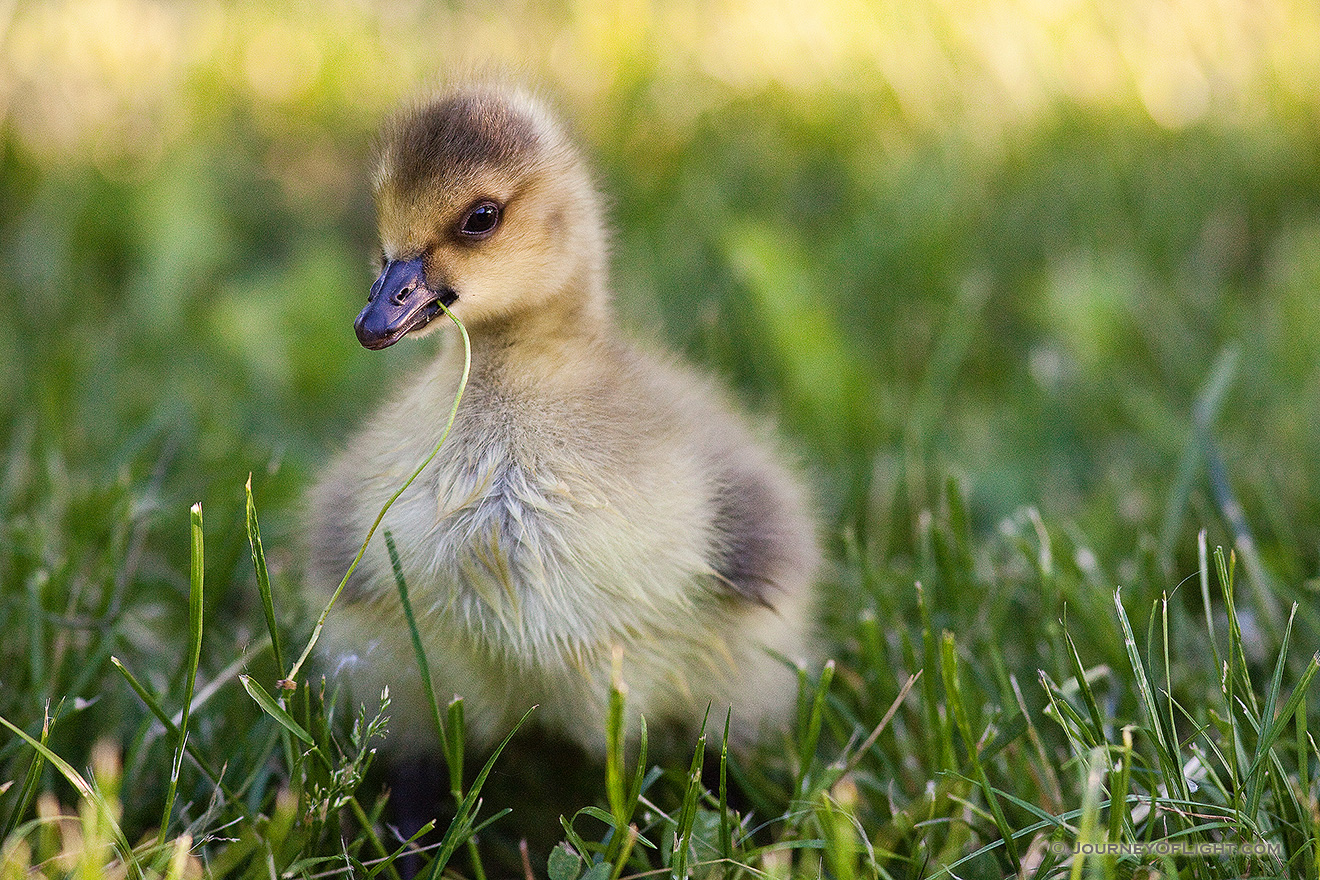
[356,83,607,349]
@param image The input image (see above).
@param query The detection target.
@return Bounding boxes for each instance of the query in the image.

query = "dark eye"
[460,201,501,238]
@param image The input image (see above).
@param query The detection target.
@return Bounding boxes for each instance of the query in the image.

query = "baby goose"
[307,82,819,759]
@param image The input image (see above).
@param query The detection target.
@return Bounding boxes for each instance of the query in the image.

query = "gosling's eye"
[459,201,501,239]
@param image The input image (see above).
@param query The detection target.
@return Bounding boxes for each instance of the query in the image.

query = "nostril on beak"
[391,285,412,306]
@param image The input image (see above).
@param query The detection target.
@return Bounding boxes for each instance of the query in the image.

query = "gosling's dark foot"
[386,754,447,879]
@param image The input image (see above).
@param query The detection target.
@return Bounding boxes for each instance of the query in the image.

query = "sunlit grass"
[11,476,1316,878]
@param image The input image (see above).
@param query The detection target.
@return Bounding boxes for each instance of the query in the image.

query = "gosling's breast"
[380,384,715,668]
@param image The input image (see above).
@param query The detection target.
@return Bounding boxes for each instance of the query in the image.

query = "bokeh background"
[2,0,1319,845]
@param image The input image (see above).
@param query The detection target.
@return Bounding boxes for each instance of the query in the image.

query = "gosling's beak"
[354,257,458,350]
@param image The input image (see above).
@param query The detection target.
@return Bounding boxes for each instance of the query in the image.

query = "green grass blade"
[796,659,835,795]
[627,716,649,828]
[1062,622,1108,746]
[1244,601,1297,817]
[364,819,437,880]
[0,709,53,842]
[558,815,594,862]
[1039,669,1096,754]
[1214,544,1245,814]
[385,529,453,775]
[246,475,284,677]
[240,673,314,745]
[1160,590,1182,802]
[1216,545,1257,709]
[158,501,205,846]
[1296,695,1310,808]
[425,707,534,879]
[1107,726,1134,843]
[1067,746,1108,880]
[941,630,1020,872]
[670,721,707,880]
[1113,587,1187,803]
[718,709,733,862]
[608,825,641,880]
[606,650,628,835]
[1246,657,1320,815]
[445,697,467,803]
[0,712,139,874]
[915,581,956,772]
[1197,530,1221,671]
[111,656,234,798]
[603,652,647,866]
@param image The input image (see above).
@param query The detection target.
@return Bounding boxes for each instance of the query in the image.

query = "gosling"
[307,82,819,759]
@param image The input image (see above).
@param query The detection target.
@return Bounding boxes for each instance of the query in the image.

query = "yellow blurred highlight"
[2,741,204,879]
[1,0,1315,168]
[243,19,322,105]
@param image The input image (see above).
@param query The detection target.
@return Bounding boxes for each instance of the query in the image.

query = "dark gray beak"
[354,257,457,350]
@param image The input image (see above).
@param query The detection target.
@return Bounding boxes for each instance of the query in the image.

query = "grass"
[3,362,1318,879]
[3,2,1320,877]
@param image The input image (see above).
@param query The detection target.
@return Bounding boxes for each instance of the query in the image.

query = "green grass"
[9,474,1317,878]
[4,2,1320,877]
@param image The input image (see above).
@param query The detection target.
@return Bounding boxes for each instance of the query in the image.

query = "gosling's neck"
[439,267,614,390]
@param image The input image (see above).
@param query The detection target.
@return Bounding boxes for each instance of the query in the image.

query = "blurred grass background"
[2,0,1320,867]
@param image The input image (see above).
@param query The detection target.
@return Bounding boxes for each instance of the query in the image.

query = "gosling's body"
[308,83,818,757]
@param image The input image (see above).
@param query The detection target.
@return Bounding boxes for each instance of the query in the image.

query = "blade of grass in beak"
[288,304,471,684]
